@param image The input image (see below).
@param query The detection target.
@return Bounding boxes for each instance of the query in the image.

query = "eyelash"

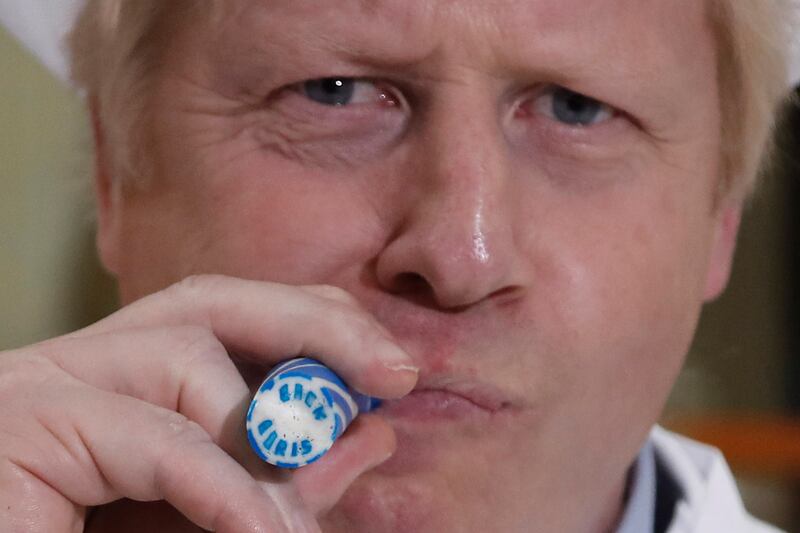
[290,78,401,108]
[282,77,622,130]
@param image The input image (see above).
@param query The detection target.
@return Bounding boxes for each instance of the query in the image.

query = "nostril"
[392,272,430,294]
[389,272,474,312]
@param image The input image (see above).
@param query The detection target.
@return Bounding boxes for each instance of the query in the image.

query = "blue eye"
[547,87,614,126]
[298,77,399,109]
[302,78,356,106]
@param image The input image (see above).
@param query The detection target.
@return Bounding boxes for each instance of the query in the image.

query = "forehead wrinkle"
[483,0,714,103]
[330,0,702,81]
[222,0,530,75]
[203,0,714,112]
[230,0,442,67]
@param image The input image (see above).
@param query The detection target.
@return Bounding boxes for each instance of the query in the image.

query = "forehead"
[187,0,716,113]
[207,0,711,67]
[180,0,717,133]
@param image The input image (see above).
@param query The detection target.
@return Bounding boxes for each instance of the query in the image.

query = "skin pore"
[93,0,738,531]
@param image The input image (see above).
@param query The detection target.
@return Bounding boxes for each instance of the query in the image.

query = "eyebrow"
[252,1,444,69]
[219,0,711,121]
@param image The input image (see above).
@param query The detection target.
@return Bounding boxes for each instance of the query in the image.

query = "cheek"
[115,161,391,302]
[524,178,715,406]
[172,162,389,284]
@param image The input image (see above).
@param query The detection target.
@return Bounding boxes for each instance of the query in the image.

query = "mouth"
[368,376,521,474]
[376,377,518,423]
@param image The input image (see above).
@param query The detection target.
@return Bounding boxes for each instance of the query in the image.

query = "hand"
[0,275,418,532]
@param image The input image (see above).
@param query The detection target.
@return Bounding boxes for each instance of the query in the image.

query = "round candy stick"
[246,358,381,469]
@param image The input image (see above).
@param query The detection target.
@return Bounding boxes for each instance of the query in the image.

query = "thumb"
[291,414,396,514]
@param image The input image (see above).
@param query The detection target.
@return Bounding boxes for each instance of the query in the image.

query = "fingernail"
[384,362,420,374]
[376,336,418,374]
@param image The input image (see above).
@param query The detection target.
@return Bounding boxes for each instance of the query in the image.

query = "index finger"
[72,275,419,399]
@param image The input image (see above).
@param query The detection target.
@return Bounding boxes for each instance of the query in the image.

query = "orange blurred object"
[664,414,800,478]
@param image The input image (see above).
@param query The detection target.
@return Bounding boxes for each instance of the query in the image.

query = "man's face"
[100,0,734,530]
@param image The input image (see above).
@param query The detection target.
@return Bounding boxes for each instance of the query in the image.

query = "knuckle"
[168,326,234,388]
[0,352,57,399]
[171,326,224,360]
[305,284,359,306]
[168,274,229,300]
[152,414,216,499]
[162,412,210,445]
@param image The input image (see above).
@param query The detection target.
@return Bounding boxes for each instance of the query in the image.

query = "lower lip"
[377,390,495,423]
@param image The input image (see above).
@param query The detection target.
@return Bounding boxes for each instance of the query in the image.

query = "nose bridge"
[419,87,511,263]
[376,86,521,309]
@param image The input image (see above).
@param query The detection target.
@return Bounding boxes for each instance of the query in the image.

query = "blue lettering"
[304,391,317,408]
[263,431,278,451]
[301,440,313,455]
[275,440,288,457]
[257,419,273,436]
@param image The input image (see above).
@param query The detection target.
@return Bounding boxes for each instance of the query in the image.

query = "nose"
[375,91,527,310]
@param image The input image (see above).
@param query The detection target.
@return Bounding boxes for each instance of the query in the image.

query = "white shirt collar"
[616,439,657,533]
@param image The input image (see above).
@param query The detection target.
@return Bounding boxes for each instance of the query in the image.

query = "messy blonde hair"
[69,1,796,201]
[69,1,180,188]
[709,0,796,201]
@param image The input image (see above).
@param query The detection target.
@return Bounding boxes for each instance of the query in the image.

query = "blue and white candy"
[246,357,380,469]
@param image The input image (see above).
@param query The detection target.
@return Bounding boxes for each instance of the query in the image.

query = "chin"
[321,469,457,533]
[321,406,516,533]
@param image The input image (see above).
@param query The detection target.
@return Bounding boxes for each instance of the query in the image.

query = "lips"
[368,375,521,474]
[377,376,517,423]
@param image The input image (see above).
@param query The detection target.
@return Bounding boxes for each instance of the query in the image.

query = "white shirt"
[619,426,784,533]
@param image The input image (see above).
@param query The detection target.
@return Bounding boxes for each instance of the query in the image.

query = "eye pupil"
[552,88,605,126]
[565,94,584,112]
[303,77,356,106]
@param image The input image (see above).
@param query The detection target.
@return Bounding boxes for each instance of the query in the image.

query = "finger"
[38,326,250,450]
[298,284,365,310]
[0,461,83,533]
[292,414,396,515]
[70,276,419,398]
[1,381,319,533]
[34,328,383,505]
[297,285,403,348]
[37,327,271,479]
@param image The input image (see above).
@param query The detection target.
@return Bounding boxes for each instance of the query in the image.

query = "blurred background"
[1,24,799,530]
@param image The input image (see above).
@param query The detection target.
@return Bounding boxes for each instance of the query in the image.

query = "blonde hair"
[709,0,796,201]
[69,0,796,201]
[69,1,175,187]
